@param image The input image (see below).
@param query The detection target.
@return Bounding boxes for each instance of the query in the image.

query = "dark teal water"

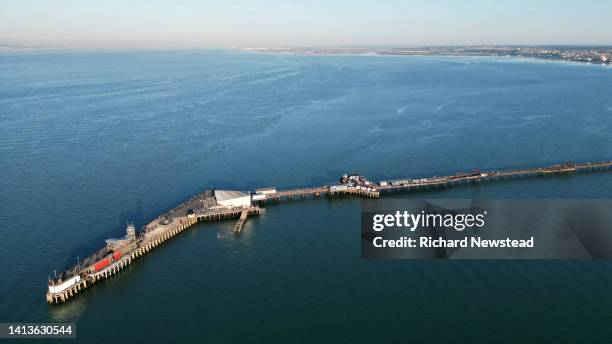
[1,50,612,343]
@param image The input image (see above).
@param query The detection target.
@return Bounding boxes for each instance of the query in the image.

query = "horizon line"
[2,43,612,52]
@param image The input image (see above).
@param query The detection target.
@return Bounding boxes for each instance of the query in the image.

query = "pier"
[233,209,251,233]
[46,160,612,304]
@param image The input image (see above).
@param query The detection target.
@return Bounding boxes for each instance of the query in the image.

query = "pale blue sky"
[1,0,611,48]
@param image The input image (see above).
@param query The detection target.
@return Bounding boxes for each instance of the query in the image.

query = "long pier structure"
[46,160,612,304]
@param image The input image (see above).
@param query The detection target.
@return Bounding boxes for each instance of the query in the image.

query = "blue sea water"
[1,50,612,343]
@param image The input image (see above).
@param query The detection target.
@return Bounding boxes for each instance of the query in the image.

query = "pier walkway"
[254,161,612,202]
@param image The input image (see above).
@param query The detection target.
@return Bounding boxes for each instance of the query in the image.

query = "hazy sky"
[1,0,611,48]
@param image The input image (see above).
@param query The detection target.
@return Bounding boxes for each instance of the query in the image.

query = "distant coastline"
[241,46,612,65]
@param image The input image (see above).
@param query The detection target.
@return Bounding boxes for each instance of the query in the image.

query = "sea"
[1,50,612,343]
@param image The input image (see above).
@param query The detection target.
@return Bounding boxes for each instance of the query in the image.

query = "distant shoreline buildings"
[242,46,612,65]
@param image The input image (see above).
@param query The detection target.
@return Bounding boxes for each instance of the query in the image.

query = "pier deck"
[46,160,612,304]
